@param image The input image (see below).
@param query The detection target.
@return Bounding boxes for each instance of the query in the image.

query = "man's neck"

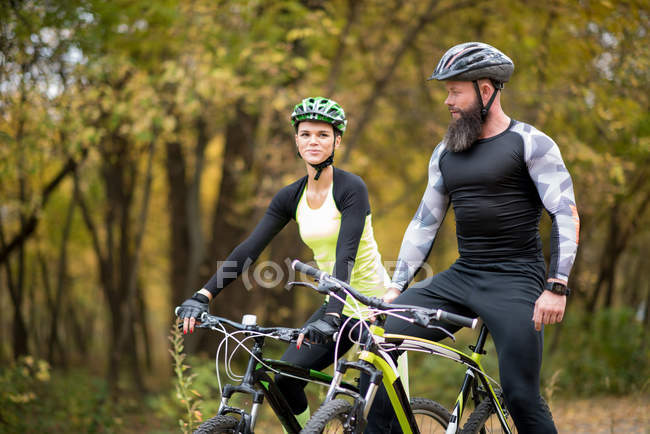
[479,110,511,139]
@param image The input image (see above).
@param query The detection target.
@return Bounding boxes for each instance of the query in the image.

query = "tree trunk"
[0,216,28,359]
[179,104,259,355]
[587,204,620,312]
[46,191,76,367]
[79,131,149,394]
[164,117,208,308]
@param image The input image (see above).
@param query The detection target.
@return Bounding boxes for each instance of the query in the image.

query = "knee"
[275,373,301,393]
[501,384,531,414]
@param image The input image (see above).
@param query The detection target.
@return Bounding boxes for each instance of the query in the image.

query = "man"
[374,42,580,433]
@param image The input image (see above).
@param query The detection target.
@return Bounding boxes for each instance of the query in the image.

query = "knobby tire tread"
[301,397,450,433]
[300,399,354,433]
[459,397,499,434]
[410,397,451,429]
[194,414,239,433]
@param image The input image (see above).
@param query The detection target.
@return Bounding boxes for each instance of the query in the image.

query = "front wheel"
[301,399,354,433]
[301,397,450,433]
[194,415,240,433]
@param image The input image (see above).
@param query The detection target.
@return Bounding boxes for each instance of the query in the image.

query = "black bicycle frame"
[217,333,358,434]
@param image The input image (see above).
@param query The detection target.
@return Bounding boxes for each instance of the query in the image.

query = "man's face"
[443,81,483,152]
[444,81,478,119]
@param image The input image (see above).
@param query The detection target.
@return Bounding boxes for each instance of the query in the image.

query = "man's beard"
[443,101,483,152]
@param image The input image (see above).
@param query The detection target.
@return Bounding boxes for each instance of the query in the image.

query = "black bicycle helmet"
[429,42,514,83]
[429,42,514,121]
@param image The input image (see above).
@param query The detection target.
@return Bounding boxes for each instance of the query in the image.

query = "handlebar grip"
[438,310,478,329]
[292,260,326,280]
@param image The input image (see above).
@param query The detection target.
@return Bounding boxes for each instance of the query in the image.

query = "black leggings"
[364,260,557,434]
[276,304,362,414]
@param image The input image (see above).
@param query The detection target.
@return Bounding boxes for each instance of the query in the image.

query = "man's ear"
[480,79,493,102]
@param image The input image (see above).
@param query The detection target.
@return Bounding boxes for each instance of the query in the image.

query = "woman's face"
[295,121,341,165]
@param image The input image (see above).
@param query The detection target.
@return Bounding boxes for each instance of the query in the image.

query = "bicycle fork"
[322,357,380,432]
[216,339,267,433]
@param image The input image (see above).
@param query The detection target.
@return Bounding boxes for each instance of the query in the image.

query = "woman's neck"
[306,165,334,190]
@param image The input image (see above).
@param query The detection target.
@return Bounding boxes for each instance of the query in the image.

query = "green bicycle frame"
[385,323,512,434]
[322,323,422,434]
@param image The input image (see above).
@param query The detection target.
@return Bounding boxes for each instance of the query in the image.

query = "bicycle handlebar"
[291,259,477,329]
[174,309,303,344]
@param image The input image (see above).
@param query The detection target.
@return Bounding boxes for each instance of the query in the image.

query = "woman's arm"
[327,169,371,315]
[201,181,303,297]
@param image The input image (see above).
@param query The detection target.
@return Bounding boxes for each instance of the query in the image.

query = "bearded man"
[367,42,580,433]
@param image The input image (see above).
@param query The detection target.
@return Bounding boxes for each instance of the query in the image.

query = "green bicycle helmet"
[291,97,347,135]
[291,97,347,180]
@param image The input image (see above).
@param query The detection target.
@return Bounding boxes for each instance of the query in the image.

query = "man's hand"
[176,292,210,334]
[382,286,402,304]
[296,314,341,348]
[363,286,402,322]
[532,290,566,331]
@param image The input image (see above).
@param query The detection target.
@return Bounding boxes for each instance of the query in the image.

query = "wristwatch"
[546,281,570,296]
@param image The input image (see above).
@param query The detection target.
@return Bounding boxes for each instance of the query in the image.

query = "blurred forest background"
[1,0,649,432]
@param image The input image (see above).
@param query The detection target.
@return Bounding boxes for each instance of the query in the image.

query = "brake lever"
[412,311,456,341]
[275,328,311,348]
[428,325,456,342]
[175,320,211,331]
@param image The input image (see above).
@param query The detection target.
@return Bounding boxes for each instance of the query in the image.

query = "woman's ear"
[334,133,342,150]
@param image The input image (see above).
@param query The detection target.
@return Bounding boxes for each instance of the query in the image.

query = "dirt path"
[551,395,649,433]
[194,395,650,433]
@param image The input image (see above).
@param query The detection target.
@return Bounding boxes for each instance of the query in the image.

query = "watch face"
[552,283,567,295]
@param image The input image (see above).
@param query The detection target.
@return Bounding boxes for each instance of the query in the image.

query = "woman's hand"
[296,314,341,348]
[176,290,211,334]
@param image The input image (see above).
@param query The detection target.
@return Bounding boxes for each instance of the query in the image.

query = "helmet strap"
[309,150,334,180]
[473,80,501,122]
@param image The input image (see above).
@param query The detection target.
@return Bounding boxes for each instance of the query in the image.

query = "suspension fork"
[218,337,267,431]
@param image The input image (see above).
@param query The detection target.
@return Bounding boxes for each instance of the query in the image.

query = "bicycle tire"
[301,397,450,433]
[459,397,509,434]
[194,415,239,433]
[301,399,353,433]
[460,394,551,434]
[410,397,451,432]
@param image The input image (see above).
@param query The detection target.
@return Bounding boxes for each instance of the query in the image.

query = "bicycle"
[174,309,358,434]
[290,260,479,434]
[291,259,537,434]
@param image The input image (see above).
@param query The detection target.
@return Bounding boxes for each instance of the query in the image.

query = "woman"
[176,97,390,428]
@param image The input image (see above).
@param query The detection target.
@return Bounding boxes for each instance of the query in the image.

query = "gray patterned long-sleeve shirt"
[391,119,580,291]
